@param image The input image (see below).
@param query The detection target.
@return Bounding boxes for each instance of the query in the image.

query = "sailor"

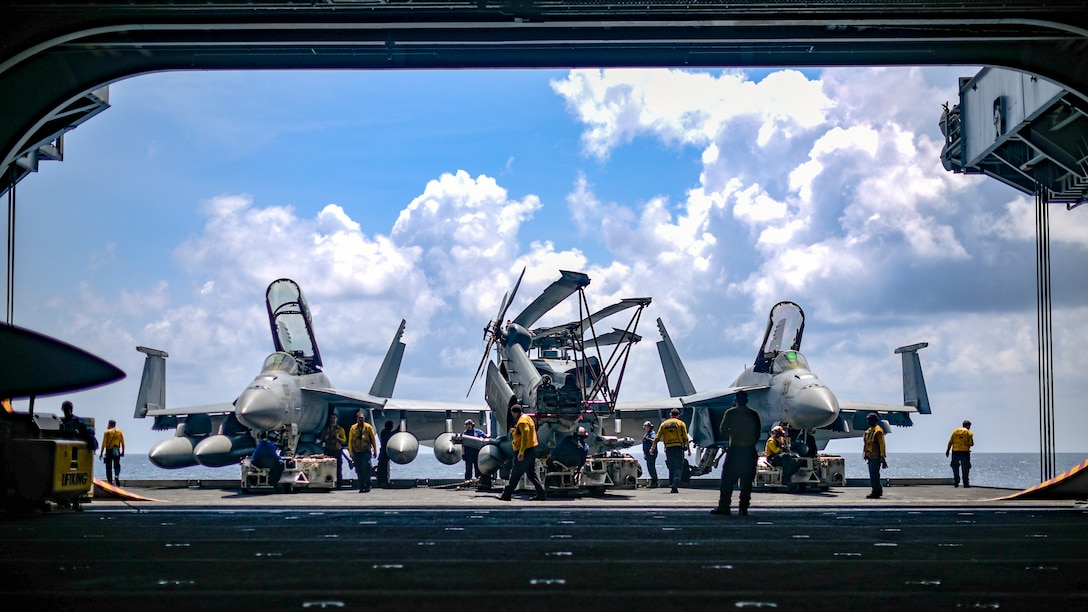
[461,419,486,481]
[863,413,888,499]
[348,412,378,493]
[711,390,761,516]
[642,420,659,488]
[376,420,394,488]
[546,426,589,472]
[99,420,125,486]
[59,401,98,453]
[499,404,546,501]
[765,425,801,492]
[319,413,347,488]
[250,431,285,488]
[653,407,691,493]
[945,420,974,488]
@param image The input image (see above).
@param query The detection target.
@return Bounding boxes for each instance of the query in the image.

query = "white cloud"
[551,68,831,159]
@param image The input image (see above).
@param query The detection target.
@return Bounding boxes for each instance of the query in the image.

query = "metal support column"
[5,165,14,324]
[1034,190,1056,482]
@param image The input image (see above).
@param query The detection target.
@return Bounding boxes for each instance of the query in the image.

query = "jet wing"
[145,403,235,417]
[302,387,387,410]
[612,385,771,448]
[143,403,236,432]
[678,386,770,408]
[303,388,489,443]
[838,400,919,431]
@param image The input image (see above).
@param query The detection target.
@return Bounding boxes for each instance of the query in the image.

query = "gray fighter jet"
[463,269,652,490]
[134,278,486,470]
[615,301,932,476]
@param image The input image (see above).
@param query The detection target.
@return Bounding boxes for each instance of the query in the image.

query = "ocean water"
[102,451,1085,492]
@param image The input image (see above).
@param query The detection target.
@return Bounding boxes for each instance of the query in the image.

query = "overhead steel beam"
[1,1,1088,178]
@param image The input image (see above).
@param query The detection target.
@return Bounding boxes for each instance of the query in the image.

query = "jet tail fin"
[655,318,696,397]
[369,320,406,398]
[134,346,169,418]
[894,342,931,415]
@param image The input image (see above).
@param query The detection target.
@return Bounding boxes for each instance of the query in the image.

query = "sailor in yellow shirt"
[348,412,378,493]
[862,413,887,499]
[654,408,691,493]
[945,420,974,488]
[100,419,125,486]
[499,404,546,501]
[320,413,348,488]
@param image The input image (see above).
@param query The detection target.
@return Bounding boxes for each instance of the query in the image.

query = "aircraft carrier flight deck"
[3,480,1085,611]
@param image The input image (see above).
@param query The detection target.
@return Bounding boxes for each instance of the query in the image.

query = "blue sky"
[8,66,1088,455]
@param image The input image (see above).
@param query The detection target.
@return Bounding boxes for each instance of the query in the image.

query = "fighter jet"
[615,301,932,476]
[463,269,652,489]
[134,278,486,470]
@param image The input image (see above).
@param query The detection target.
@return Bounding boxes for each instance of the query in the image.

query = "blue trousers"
[353,452,372,491]
[664,447,686,489]
[950,451,971,486]
[464,455,479,480]
[501,448,544,497]
[644,451,658,485]
[867,458,884,496]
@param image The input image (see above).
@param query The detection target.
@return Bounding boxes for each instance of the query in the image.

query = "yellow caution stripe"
[93,478,164,502]
[997,457,1088,500]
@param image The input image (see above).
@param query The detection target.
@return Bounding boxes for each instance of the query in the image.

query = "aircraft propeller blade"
[511,270,590,329]
[532,297,651,340]
[467,267,526,397]
[497,267,525,327]
[466,341,492,397]
[593,328,644,347]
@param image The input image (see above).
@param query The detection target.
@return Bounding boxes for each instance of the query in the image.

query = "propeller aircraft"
[462,269,652,491]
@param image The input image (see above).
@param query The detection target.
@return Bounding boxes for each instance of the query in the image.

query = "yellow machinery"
[0,411,94,512]
[2,323,125,513]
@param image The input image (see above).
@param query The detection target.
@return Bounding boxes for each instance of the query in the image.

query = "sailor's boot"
[710,496,731,515]
[739,491,751,515]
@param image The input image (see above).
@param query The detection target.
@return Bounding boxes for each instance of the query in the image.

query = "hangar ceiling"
[2,1,1088,186]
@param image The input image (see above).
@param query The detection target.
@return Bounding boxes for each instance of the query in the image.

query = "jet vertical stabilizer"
[369,319,406,398]
[895,342,931,415]
[134,346,169,418]
[655,318,696,397]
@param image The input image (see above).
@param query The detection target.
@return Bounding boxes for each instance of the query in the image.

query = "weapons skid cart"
[240,425,338,493]
[753,454,845,492]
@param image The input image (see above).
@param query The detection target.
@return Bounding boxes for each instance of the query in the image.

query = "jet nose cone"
[793,385,839,429]
[236,386,284,431]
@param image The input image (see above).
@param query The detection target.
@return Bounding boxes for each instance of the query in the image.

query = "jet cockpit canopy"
[265,278,322,374]
[754,301,806,374]
[261,352,300,376]
[771,350,811,374]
